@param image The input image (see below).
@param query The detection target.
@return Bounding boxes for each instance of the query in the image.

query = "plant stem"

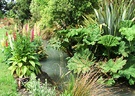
[107,47,110,59]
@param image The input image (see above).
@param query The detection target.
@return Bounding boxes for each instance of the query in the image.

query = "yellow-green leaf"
[8,66,17,75]
[29,60,35,67]
[18,63,23,68]
[22,57,27,62]
[22,66,28,75]
[12,62,17,66]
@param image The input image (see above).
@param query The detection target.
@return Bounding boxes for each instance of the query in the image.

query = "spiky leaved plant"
[94,0,135,36]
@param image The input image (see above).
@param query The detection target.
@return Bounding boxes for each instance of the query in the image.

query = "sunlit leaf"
[22,57,27,62]
[119,25,135,41]
[29,60,35,67]
[18,63,23,68]
[22,66,28,75]
[16,68,21,77]
[101,57,126,73]
[12,61,18,66]
[8,65,17,75]
[98,35,119,47]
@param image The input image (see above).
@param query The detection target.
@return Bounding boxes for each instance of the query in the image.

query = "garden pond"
[40,40,135,96]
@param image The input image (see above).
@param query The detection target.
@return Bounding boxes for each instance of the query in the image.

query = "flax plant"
[94,0,135,36]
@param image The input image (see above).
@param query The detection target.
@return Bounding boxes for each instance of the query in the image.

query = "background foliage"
[6,0,32,23]
[30,0,99,28]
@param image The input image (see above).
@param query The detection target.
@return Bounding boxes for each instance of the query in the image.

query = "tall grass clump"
[62,67,117,96]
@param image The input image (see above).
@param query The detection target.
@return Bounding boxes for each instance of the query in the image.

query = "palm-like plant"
[94,0,135,36]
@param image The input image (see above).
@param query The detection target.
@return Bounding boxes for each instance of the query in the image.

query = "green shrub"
[8,33,41,78]
[67,49,94,74]
[97,22,135,85]
[2,24,47,78]
[99,57,127,85]
[25,74,56,96]
[30,0,99,28]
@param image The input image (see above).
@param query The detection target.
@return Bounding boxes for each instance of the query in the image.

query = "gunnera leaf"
[119,25,135,41]
[119,20,133,28]
[67,49,94,74]
[101,57,126,73]
[98,35,119,47]
[118,41,128,57]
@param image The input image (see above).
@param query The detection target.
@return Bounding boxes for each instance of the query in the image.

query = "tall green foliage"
[30,0,99,28]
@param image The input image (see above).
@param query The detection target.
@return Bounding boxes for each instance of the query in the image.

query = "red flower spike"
[5,40,8,47]
[38,31,41,36]
[13,32,16,40]
[25,24,27,30]
[25,24,29,32]
[31,29,34,42]
[6,32,8,36]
